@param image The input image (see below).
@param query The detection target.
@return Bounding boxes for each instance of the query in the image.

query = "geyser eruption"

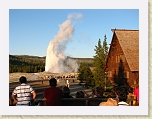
[45,13,83,73]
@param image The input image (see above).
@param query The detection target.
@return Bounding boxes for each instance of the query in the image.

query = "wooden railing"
[10,97,135,106]
[61,98,110,106]
[35,98,113,106]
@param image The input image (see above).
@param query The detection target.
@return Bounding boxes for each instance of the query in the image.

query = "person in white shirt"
[115,86,130,106]
[12,76,36,106]
[117,92,130,106]
[66,79,70,88]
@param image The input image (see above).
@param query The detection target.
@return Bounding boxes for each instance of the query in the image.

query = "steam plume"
[45,13,83,73]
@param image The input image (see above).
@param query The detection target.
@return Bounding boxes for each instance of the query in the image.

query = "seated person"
[94,87,105,98]
[75,91,85,98]
[82,86,105,98]
[127,87,134,106]
[62,86,73,98]
[115,86,130,106]
[118,93,130,106]
[99,98,118,106]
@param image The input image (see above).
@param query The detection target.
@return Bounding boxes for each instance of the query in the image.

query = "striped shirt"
[12,83,35,106]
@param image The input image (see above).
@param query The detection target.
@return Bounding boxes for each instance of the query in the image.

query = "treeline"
[9,55,94,73]
[72,57,94,67]
[9,55,45,73]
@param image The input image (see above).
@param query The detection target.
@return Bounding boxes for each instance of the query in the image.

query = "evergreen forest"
[9,55,94,73]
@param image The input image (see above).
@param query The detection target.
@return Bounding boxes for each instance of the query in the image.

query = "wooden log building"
[104,29,139,88]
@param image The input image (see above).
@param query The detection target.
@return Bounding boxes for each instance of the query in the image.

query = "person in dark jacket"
[62,86,73,98]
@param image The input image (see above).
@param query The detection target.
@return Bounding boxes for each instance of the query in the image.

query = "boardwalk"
[9,79,92,99]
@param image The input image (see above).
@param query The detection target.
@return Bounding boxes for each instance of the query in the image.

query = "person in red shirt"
[133,78,139,106]
[43,78,62,106]
[134,84,139,106]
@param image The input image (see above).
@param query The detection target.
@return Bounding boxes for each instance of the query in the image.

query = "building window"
[116,55,120,63]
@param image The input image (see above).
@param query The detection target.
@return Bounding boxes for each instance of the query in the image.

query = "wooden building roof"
[113,29,139,71]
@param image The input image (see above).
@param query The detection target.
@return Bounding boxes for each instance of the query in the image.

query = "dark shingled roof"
[114,30,139,71]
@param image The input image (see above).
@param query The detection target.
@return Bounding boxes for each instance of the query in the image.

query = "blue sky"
[9,9,139,58]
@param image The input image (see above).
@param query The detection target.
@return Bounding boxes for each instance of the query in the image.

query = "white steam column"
[45,13,83,73]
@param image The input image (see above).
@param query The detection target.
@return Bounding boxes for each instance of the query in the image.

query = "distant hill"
[9,55,94,73]
[9,55,46,73]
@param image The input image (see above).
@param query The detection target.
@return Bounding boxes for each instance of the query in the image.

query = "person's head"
[62,86,70,94]
[135,78,139,88]
[75,91,84,98]
[114,86,128,102]
[118,92,127,102]
[115,86,128,96]
[128,87,133,93]
[19,76,27,84]
[95,87,104,97]
[49,78,57,86]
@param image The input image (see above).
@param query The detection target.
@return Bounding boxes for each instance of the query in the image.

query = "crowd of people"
[10,76,139,106]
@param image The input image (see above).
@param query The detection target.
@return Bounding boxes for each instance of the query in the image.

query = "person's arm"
[29,85,36,100]
[83,90,95,98]
[90,92,95,98]
[11,94,18,103]
[43,97,47,100]
[32,91,36,100]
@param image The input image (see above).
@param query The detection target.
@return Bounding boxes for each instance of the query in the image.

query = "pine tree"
[113,59,130,86]
[93,35,109,88]
[103,35,109,57]
[77,63,93,85]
